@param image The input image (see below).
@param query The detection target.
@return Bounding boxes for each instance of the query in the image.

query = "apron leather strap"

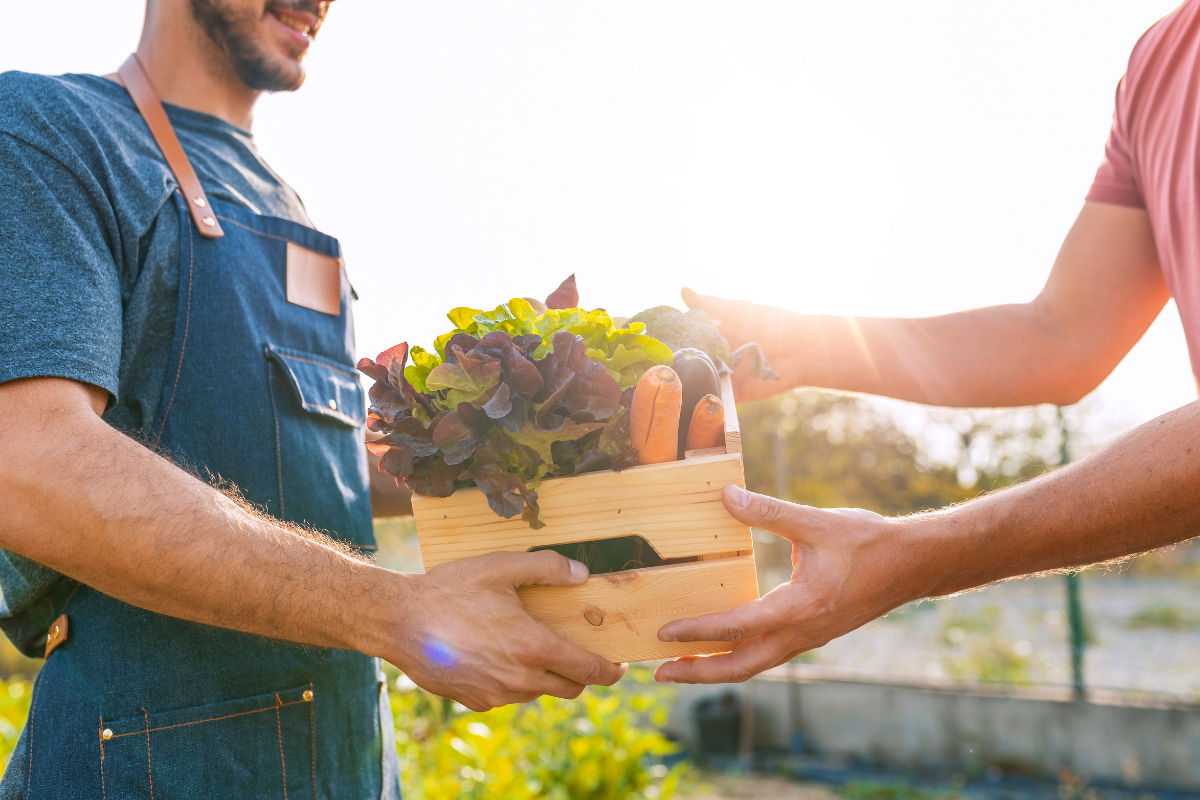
[118,54,224,239]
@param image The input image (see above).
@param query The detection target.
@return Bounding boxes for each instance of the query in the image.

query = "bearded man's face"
[189,0,331,92]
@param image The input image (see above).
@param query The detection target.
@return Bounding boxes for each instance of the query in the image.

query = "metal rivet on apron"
[303,689,314,702]
[327,399,337,410]
[192,196,207,208]
[50,624,60,639]
[201,215,217,227]
[101,728,113,740]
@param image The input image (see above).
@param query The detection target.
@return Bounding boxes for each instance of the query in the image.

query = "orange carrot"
[631,365,683,464]
[685,394,725,451]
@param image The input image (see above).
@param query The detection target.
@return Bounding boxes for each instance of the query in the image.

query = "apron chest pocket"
[263,345,376,549]
[265,344,365,427]
[98,684,317,799]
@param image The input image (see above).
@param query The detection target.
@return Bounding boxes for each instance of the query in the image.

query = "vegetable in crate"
[358,298,674,529]
[627,305,780,380]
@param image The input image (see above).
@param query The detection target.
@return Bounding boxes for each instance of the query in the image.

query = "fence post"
[1058,407,1087,701]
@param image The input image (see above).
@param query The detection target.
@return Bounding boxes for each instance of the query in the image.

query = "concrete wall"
[664,665,1200,790]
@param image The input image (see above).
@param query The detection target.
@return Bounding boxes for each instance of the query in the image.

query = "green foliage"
[0,679,31,769]
[432,302,674,387]
[390,666,687,800]
[939,607,1032,685]
[0,667,685,799]
[839,780,962,800]
[739,391,977,516]
[1127,603,1200,630]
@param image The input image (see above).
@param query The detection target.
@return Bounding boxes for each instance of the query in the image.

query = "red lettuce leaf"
[545,274,579,310]
[432,407,482,465]
[391,415,441,458]
[406,457,459,497]
[535,331,622,423]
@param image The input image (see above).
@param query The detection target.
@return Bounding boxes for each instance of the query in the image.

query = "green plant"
[1127,603,1200,630]
[839,779,961,800]
[389,665,687,800]
[0,679,32,769]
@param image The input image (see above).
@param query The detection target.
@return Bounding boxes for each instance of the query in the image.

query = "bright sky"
[4,0,1194,436]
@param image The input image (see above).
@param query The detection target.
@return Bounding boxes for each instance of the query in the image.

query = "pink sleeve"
[1086,76,1145,208]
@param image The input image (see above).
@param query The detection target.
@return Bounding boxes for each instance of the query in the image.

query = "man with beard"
[0,1,623,795]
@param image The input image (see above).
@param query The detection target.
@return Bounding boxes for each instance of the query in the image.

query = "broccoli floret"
[627,305,732,366]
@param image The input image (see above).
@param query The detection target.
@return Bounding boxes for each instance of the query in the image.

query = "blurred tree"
[739,390,1063,515]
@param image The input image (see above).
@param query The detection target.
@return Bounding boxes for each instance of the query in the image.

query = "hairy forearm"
[787,303,1087,407]
[913,401,1200,598]
[0,384,406,657]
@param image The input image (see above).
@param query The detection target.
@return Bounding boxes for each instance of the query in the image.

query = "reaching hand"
[393,551,627,710]
[681,288,805,401]
[653,485,924,685]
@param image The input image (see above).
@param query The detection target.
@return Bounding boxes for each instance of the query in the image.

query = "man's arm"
[0,376,624,710]
[688,202,1168,407]
[654,399,1200,684]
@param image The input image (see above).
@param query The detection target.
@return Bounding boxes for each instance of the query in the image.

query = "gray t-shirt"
[0,71,314,654]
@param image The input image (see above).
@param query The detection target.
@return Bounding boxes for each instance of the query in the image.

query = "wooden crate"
[411,374,758,663]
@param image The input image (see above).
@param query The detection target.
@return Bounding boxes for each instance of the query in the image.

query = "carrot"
[631,365,683,464]
[685,394,725,451]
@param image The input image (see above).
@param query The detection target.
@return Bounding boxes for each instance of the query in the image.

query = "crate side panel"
[413,453,751,568]
[518,555,759,663]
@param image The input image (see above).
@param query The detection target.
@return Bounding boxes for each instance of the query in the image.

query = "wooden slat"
[412,452,753,568]
[519,555,759,663]
[718,372,741,454]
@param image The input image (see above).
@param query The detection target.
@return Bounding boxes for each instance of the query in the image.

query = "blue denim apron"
[10,191,402,798]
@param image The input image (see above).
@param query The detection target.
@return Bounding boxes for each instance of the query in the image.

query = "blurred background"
[5,2,1200,798]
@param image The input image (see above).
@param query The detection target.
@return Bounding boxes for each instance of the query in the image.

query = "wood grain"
[519,555,759,662]
[719,372,741,454]
[412,452,754,568]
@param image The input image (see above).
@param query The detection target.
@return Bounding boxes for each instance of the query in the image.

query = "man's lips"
[267,7,321,47]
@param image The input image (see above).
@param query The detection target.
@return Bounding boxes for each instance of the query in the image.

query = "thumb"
[722,485,812,545]
[489,550,589,589]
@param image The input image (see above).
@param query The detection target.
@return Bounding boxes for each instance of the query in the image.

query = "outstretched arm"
[0,376,624,710]
[655,398,1200,684]
[691,202,1167,407]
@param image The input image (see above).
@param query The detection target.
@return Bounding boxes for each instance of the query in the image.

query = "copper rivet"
[303,689,314,702]
[101,728,113,740]
[51,625,59,639]
[192,196,207,208]
[201,215,216,227]
[328,399,337,410]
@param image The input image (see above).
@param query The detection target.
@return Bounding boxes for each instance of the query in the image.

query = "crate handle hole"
[529,535,698,575]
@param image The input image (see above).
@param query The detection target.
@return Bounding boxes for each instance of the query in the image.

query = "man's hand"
[387,551,627,711]
[655,400,1200,684]
[653,485,916,684]
[0,377,624,710]
[682,287,806,402]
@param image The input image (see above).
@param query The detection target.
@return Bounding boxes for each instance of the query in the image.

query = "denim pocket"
[263,344,375,549]
[98,684,316,799]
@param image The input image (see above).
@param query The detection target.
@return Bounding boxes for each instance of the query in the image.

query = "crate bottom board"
[517,555,759,663]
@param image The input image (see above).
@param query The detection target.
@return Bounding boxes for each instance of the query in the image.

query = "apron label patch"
[286,242,341,316]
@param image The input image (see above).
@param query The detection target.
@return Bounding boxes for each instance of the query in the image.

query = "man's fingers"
[538,635,628,687]
[722,485,813,544]
[488,550,589,589]
[653,635,784,685]
[657,596,780,644]
[529,671,587,700]
[681,288,753,330]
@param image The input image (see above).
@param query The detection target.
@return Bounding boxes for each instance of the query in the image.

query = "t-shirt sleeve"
[1086,76,1145,208]
[0,132,122,401]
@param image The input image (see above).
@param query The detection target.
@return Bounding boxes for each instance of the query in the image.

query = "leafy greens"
[358,299,674,529]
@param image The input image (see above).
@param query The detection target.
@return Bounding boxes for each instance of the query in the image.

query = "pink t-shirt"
[1088,0,1200,379]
